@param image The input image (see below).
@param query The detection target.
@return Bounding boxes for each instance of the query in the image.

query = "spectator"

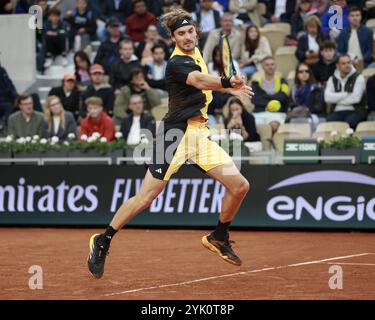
[48,74,81,120]
[324,54,366,129]
[113,68,161,124]
[120,94,156,144]
[145,0,164,17]
[212,0,230,12]
[229,0,262,27]
[80,97,115,141]
[0,64,18,129]
[43,8,68,69]
[203,12,242,63]
[101,0,133,23]
[289,62,325,121]
[0,0,13,14]
[74,51,92,90]
[43,96,77,141]
[94,17,123,74]
[125,0,157,43]
[81,64,115,118]
[321,0,349,39]
[337,6,374,70]
[264,0,297,23]
[135,24,169,66]
[224,97,260,142]
[240,25,272,78]
[14,0,34,13]
[64,0,97,51]
[192,0,222,48]
[7,95,46,138]
[251,56,290,133]
[367,74,375,120]
[110,39,142,91]
[291,0,319,40]
[311,0,330,15]
[145,44,168,92]
[296,15,326,65]
[312,40,337,86]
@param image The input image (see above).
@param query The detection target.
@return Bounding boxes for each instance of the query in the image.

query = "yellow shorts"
[149,118,232,181]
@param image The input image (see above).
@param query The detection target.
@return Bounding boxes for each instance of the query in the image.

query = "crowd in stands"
[1,0,375,148]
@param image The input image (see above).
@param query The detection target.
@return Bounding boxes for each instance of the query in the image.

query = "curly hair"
[160,8,200,38]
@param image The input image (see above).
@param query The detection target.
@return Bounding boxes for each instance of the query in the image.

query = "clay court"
[1,228,375,300]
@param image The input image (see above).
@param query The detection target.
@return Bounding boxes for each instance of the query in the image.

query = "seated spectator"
[312,40,337,86]
[64,0,97,51]
[43,8,68,69]
[0,0,13,14]
[7,95,46,138]
[80,97,115,141]
[43,96,77,141]
[125,0,157,43]
[48,74,81,120]
[94,17,123,74]
[224,97,260,142]
[240,25,272,78]
[264,0,297,23]
[74,51,92,90]
[120,94,156,145]
[251,56,290,133]
[0,64,18,130]
[101,0,132,25]
[296,15,326,65]
[14,0,34,13]
[324,54,366,129]
[145,0,164,17]
[135,24,169,66]
[311,0,330,15]
[81,64,115,118]
[110,39,142,91]
[367,74,375,121]
[291,0,319,41]
[321,0,349,39]
[113,68,161,124]
[229,0,262,27]
[145,44,168,93]
[289,62,325,122]
[212,0,230,12]
[203,12,242,63]
[337,6,374,70]
[192,0,222,49]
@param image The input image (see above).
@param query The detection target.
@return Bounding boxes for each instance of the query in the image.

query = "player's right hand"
[230,75,245,89]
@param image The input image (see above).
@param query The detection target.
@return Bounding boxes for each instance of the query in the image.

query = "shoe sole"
[201,235,242,266]
[87,233,103,279]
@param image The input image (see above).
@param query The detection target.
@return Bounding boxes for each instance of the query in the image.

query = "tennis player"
[88,9,254,278]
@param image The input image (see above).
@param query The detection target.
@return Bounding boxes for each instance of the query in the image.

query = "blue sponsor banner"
[0,165,374,229]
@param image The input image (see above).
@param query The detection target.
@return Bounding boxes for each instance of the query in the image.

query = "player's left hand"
[227,84,254,99]
[230,75,245,89]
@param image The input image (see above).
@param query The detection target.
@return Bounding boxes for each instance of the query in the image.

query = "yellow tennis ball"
[266,100,281,112]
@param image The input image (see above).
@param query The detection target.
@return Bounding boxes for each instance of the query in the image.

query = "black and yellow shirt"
[163,46,213,124]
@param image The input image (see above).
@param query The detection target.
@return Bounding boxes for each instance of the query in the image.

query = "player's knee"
[139,191,159,208]
[237,178,250,196]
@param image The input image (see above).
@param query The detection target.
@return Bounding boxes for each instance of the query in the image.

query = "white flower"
[67,133,75,140]
[87,136,96,143]
[345,128,354,136]
[100,137,107,143]
[210,134,221,142]
[5,135,13,143]
[31,140,37,144]
[140,137,149,144]
[92,132,101,139]
[33,135,40,141]
[25,136,32,142]
[80,134,88,141]
[330,130,338,137]
[317,136,324,143]
[115,131,123,139]
[229,132,244,141]
[17,137,26,144]
[63,141,69,146]
[40,138,47,144]
[51,136,59,144]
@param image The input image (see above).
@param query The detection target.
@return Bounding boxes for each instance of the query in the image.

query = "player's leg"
[87,169,167,278]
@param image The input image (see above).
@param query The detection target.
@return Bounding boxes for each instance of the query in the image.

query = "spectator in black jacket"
[366,74,375,121]
[80,64,115,118]
[94,17,123,74]
[74,51,91,90]
[311,40,337,87]
[48,74,81,119]
[120,94,156,145]
[0,0,13,14]
[290,0,318,40]
[101,0,132,23]
[0,64,18,129]
[145,44,168,92]
[264,0,297,23]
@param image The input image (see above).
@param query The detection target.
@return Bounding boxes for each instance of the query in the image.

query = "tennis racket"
[220,35,237,78]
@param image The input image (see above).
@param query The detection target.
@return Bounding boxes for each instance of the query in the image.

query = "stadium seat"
[256,123,272,151]
[272,123,311,153]
[151,105,168,121]
[354,121,375,138]
[362,68,375,81]
[263,22,291,36]
[275,46,298,78]
[313,121,350,139]
[261,30,287,55]
[287,69,295,90]
[366,18,375,32]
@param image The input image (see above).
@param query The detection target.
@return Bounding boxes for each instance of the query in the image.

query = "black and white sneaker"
[87,234,109,279]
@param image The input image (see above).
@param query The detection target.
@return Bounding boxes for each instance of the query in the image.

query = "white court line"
[104,252,374,297]
[324,262,375,266]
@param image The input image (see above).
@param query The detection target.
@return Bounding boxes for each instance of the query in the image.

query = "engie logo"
[266,171,375,222]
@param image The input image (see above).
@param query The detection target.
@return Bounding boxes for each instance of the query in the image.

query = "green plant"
[318,130,362,150]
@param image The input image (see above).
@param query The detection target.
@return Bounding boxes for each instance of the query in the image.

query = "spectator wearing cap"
[80,64,115,118]
[80,97,115,141]
[48,74,81,120]
[94,17,124,74]
[125,0,157,43]
[110,39,142,91]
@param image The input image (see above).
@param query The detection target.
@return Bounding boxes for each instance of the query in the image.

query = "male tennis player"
[87,9,254,278]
